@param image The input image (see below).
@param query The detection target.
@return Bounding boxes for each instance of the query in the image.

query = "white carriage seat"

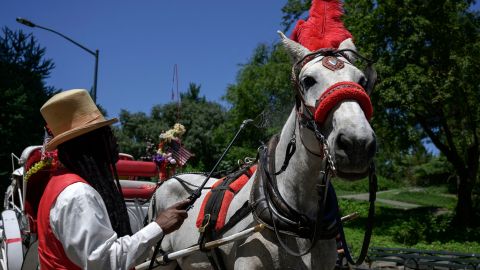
[19,145,42,166]
[120,180,157,233]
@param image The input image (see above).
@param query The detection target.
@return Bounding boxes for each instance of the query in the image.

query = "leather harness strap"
[196,165,256,270]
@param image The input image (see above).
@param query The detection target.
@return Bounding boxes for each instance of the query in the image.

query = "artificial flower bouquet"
[153,123,191,180]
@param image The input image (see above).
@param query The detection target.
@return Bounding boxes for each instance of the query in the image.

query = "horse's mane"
[290,0,352,51]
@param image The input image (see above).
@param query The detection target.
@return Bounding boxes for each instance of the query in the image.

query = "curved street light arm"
[16,17,99,102]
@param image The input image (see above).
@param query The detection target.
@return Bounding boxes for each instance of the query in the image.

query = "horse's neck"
[275,109,326,218]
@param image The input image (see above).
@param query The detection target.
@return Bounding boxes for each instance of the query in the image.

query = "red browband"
[313,82,373,124]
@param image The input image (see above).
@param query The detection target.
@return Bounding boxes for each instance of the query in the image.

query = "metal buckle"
[199,214,211,233]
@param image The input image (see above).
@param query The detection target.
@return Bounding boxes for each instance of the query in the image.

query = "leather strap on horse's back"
[196,165,256,232]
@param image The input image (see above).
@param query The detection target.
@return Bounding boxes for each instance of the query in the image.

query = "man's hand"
[155,199,190,234]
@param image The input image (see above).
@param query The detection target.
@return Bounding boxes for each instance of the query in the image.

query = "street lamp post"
[16,17,99,102]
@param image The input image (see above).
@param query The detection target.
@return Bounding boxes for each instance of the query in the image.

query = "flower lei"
[24,150,58,182]
[24,159,51,182]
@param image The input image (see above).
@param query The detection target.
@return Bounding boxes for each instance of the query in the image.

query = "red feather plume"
[291,0,352,51]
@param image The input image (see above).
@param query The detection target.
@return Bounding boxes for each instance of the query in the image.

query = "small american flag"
[170,140,193,166]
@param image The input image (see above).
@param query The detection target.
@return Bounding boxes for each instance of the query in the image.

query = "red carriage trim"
[116,160,158,177]
[121,181,157,200]
[5,238,21,244]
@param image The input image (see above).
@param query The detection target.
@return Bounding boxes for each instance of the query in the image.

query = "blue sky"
[1,1,285,119]
[2,1,479,121]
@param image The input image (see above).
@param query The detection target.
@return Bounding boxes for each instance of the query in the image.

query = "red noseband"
[313,82,373,124]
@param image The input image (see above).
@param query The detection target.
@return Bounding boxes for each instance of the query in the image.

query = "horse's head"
[280,32,376,179]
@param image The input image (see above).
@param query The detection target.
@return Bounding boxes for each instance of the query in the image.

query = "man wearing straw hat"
[37,89,189,269]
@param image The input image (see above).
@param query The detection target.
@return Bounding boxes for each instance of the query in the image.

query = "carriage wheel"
[1,210,24,270]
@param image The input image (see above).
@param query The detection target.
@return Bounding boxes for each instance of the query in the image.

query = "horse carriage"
[1,145,160,270]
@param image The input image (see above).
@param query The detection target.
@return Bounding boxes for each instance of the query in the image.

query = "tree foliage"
[114,110,161,159]
[281,0,311,31]
[222,43,294,161]
[170,83,227,170]
[0,27,56,179]
[349,0,480,226]
[115,83,227,171]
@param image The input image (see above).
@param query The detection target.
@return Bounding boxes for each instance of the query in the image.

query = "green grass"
[377,188,457,209]
[343,227,480,254]
[333,176,403,196]
[339,199,480,254]
[422,185,452,194]
[330,177,477,253]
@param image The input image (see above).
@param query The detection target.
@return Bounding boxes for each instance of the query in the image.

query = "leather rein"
[250,48,378,265]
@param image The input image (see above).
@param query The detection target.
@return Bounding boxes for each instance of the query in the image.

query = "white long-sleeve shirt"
[49,182,163,270]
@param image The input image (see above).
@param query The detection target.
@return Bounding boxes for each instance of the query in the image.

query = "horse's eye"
[359,77,368,89]
[302,76,316,90]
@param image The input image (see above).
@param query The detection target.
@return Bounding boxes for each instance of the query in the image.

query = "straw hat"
[40,89,117,151]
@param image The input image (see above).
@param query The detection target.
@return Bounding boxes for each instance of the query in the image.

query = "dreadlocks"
[57,126,132,237]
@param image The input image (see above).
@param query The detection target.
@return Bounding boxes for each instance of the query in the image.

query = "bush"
[339,199,370,217]
[384,210,480,247]
[390,218,427,245]
[412,156,453,187]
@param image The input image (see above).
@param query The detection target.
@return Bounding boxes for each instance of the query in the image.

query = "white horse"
[149,32,376,270]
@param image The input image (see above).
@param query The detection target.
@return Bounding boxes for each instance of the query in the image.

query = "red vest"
[37,170,85,270]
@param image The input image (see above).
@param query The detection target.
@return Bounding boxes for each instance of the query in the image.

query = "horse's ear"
[277,31,311,63]
[338,38,357,64]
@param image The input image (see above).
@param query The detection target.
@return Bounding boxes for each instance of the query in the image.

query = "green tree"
[159,83,227,170]
[181,82,205,102]
[223,43,293,159]
[115,83,227,171]
[281,0,311,31]
[349,0,480,227]
[114,110,163,159]
[0,27,56,181]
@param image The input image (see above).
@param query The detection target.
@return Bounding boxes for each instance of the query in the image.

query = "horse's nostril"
[336,134,353,153]
[336,132,376,159]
